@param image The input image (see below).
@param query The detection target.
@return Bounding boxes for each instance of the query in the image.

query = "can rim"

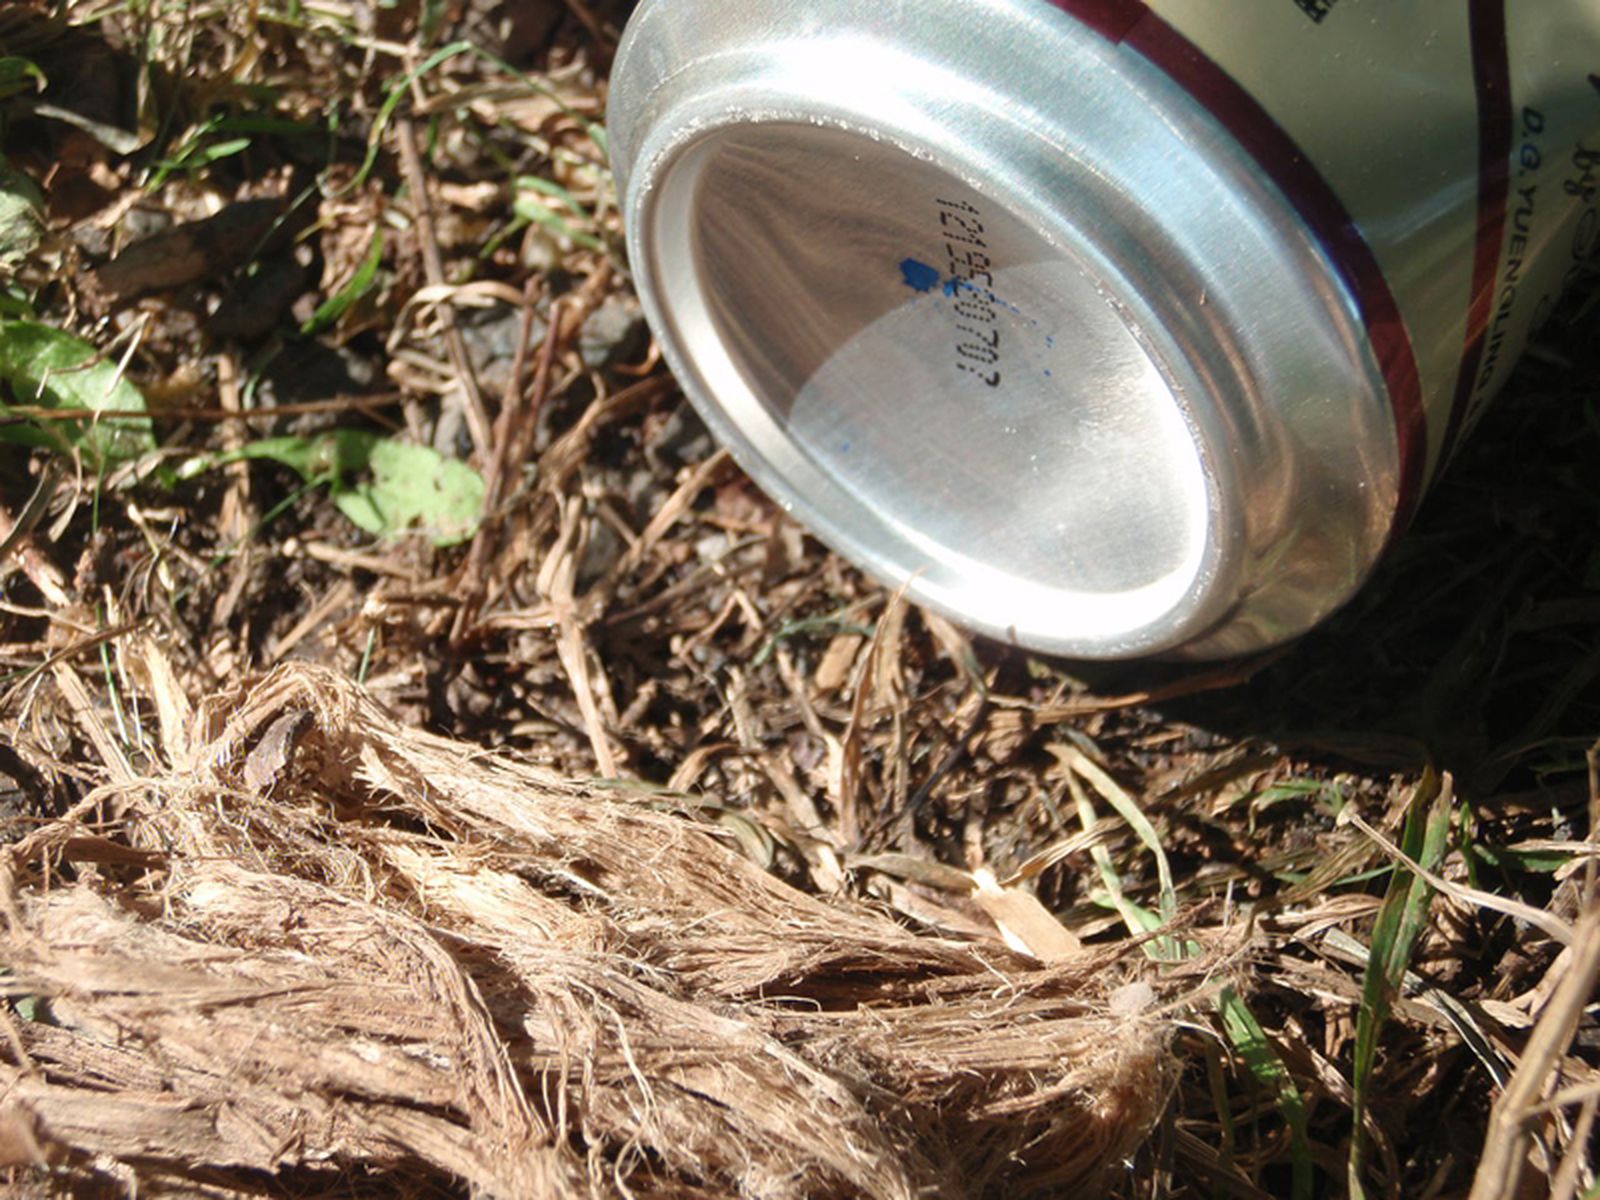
[610,0,1400,658]
[632,109,1237,657]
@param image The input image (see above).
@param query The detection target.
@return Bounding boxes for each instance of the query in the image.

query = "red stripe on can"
[1045,0,1144,40]
[1438,0,1512,467]
[1044,0,1429,535]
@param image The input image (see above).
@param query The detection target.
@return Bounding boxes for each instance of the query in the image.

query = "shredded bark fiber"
[1,662,1168,1198]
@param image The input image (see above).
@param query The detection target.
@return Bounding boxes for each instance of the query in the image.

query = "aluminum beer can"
[608,1,1600,658]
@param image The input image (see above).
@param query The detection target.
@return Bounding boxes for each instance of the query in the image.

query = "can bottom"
[646,121,1222,654]
[612,0,1402,659]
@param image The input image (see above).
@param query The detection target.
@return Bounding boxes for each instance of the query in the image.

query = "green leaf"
[1219,986,1314,1200]
[0,155,44,273]
[300,228,383,335]
[194,430,483,546]
[332,436,483,546]
[0,320,155,465]
[200,432,356,481]
[1348,769,1452,1199]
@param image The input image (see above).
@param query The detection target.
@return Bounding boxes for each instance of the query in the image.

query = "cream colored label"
[1147,0,1600,481]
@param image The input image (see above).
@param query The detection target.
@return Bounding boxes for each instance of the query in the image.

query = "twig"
[0,494,72,609]
[52,663,136,785]
[1585,738,1599,908]
[995,647,1292,721]
[1468,904,1600,1200]
[0,394,408,423]
[484,285,554,516]
[561,0,613,46]
[214,353,250,516]
[0,461,64,564]
[595,448,734,598]
[544,496,619,777]
[0,620,146,711]
[395,115,493,460]
[451,291,561,643]
[835,585,913,848]
[1549,1091,1598,1200]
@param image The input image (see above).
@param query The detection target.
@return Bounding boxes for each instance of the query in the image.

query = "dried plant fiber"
[1,662,1168,1197]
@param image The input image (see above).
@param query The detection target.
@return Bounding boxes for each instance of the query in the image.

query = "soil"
[1,3,1598,1197]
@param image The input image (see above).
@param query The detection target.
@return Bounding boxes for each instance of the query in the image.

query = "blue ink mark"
[1044,369,1053,378]
[1045,335,1055,348]
[944,277,1022,310]
[899,258,940,293]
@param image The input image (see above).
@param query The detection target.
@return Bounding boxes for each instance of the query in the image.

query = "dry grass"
[1,658,1173,1197]
[1,1,1599,1196]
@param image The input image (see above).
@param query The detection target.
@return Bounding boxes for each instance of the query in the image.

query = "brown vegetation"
[1,2,1598,1196]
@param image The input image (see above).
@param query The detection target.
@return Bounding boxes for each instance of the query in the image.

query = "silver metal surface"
[609,0,1398,658]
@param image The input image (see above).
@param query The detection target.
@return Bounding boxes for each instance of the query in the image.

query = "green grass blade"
[300,228,384,335]
[1061,746,1178,922]
[1348,768,1452,1199]
[1064,766,1188,960]
[1218,985,1313,1200]
[0,56,46,101]
[514,174,604,250]
[342,40,474,195]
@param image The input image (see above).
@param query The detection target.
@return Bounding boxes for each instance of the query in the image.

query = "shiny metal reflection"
[610,0,1397,657]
